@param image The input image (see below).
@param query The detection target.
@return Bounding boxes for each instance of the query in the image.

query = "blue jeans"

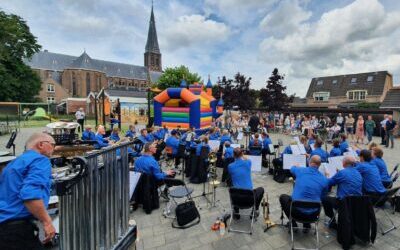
[366,130,373,142]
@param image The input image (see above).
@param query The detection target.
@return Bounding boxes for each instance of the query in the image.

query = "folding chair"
[249,145,262,156]
[373,186,400,235]
[289,200,321,250]
[162,178,194,218]
[228,187,256,235]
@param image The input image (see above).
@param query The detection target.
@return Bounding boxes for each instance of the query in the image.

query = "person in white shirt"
[336,113,344,133]
[75,107,85,133]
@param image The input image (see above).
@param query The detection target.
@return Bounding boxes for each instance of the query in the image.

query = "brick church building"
[25,5,162,112]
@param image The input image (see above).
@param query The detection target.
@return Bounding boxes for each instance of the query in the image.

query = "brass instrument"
[261,193,276,232]
[208,151,218,180]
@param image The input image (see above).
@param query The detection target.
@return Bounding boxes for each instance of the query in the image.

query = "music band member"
[110,127,120,142]
[322,156,362,229]
[355,150,386,203]
[82,125,96,141]
[134,142,175,181]
[279,155,328,232]
[94,125,110,149]
[371,147,392,188]
[166,130,181,167]
[228,148,264,218]
[138,129,152,144]
[309,138,329,163]
[0,133,56,249]
[125,125,136,139]
[329,139,342,157]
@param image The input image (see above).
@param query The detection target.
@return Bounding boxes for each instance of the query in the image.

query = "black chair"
[228,187,256,234]
[248,145,262,156]
[289,200,321,250]
[373,186,400,235]
[162,178,194,218]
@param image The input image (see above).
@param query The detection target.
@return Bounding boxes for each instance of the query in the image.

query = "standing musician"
[0,133,56,249]
[322,156,362,229]
[228,148,264,217]
[279,155,328,232]
[355,150,386,203]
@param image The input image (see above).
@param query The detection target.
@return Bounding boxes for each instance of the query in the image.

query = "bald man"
[279,155,328,231]
[0,133,56,249]
[322,156,363,229]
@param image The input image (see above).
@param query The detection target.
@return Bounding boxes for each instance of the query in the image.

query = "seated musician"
[220,130,232,146]
[279,155,328,231]
[138,129,152,144]
[308,133,317,146]
[166,130,180,158]
[248,133,262,155]
[209,127,219,140]
[355,150,386,202]
[329,139,342,157]
[152,126,166,141]
[94,125,110,149]
[339,134,349,154]
[110,127,120,142]
[322,155,362,229]
[261,132,272,161]
[125,125,136,139]
[146,127,155,142]
[371,147,392,188]
[223,141,234,160]
[228,148,264,217]
[310,138,328,162]
[196,136,210,156]
[82,125,96,141]
[300,135,312,154]
[181,126,196,149]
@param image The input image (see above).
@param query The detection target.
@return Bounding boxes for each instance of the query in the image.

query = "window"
[351,77,357,84]
[47,97,55,103]
[316,80,323,85]
[313,92,330,101]
[332,79,338,84]
[47,84,55,92]
[347,90,367,100]
[367,76,374,82]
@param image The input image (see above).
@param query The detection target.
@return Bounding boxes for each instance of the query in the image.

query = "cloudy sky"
[2,0,400,97]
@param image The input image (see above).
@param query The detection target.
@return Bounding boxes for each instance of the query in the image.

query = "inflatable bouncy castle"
[153,78,223,130]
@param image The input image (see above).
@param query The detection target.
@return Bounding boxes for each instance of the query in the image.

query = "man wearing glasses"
[0,132,56,249]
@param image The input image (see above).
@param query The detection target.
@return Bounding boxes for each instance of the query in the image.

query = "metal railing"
[55,142,136,250]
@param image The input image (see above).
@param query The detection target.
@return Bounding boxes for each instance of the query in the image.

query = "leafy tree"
[0,11,42,102]
[259,68,294,110]
[157,65,201,89]
[214,73,257,110]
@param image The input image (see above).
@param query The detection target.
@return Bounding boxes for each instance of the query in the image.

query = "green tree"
[157,65,201,89]
[0,11,41,102]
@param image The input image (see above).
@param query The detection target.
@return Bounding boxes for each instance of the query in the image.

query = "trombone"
[261,193,276,232]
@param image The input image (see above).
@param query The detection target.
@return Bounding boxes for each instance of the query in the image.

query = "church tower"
[144,4,162,72]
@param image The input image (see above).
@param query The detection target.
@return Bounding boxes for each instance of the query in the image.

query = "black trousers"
[234,187,264,212]
[0,220,44,250]
[322,196,339,219]
[279,194,318,227]
[380,127,386,144]
[77,118,84,132]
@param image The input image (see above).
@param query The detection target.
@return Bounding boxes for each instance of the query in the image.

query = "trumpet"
[261,193,276,232]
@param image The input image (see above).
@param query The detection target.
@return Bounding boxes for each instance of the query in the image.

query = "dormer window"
[351,78,357,84]
[367,76,374,82]
[347,90,367,100]
[313,92,330,101]
[316,80,323,85]
[332,79,338,84]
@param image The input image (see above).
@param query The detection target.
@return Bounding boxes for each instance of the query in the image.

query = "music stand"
[6,131,17,156]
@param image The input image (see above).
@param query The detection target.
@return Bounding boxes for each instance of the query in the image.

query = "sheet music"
[186,132,193,142]
[283,154,306,169]
[328,156,345,171]
[320,163,338,178]
[135,124,146,134]
[208,140,220,151]
[245,155,262,172]
[236,132,243,140]
[129,171,142,199]
[231,144,241,149]
[268,144,275,153]
[290,144,307,155]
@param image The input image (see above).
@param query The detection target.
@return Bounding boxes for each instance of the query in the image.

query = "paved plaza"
[1,128,400,250]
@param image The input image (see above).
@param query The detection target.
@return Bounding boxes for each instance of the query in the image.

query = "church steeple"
[144,2,162,72]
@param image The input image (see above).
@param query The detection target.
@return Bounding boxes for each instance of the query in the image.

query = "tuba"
[261,193,276,232]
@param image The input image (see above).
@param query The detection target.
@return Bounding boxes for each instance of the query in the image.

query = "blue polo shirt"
[196,143,210,156]
[224,146,234,159]
[291,166,328,213]
[166,136,180,156]
[329,147,342,157]
[220,135,232,145]
[249,139,262,155]
[280,145,293,158]
[339,140,349,154]
[328,167,362,200]
[134,154,166,180]
[371,157,391,183]
[146,134,155,142]
[0,150,52,223]
[209,133,219,140]
[262,137,272,149]
[138,135,150,144]
[110,133,120,142]
[82,130,95,141]
[125,130,136,139]
[94,133,109,149]
[310,148,329,162]
[355,162,386,194]
[228,159,253,190]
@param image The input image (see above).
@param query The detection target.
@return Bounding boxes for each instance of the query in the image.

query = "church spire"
[145,3,160,54]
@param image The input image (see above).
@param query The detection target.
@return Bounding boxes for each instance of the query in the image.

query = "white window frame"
[347,90,367,100]
[351,77,357,84]
[47,97,55,103]
[47,84,55,92]
[313,92,330,102]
